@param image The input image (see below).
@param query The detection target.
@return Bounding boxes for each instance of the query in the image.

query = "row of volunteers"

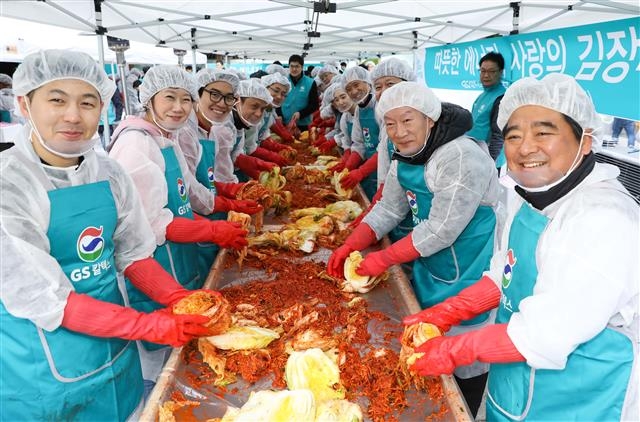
[0,49,304,421]
[1,46,637,422]
[320,58,638,419]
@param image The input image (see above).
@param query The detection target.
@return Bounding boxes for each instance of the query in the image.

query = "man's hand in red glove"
[329,150,351,174]
[344,151,363,170]
[356,235,420,278]
[348,184,383,229]
[251,147,289,166]
[166,217,248,249]
[214,196,262,215]
[235,154,276,179]
[62,292,212,348]
[270,120,294,143]
[402,276,501,333]
[340,168,365,189]
[410,324,525,377]
[341,154,377,189]
[318,139,337,153]
[209,221,248,249]
[261,138,290,153]
[326,223,377,278]
[214,181,244,199]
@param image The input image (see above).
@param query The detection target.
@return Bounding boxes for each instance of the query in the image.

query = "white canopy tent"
[1,0,637,63]
[0,17,208,65]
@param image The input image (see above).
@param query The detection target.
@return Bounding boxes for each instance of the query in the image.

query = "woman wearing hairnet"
[241,77,293,168]
[403,74,638,421]
[0,50,212,421]
[251,73,297,158]
[231,78,281,180]
[311,80,347,155]
[177,69,262,278]
[320,81,357,169]
[339,66,381,200]
[328,81,499,414]
[108,65,248,386]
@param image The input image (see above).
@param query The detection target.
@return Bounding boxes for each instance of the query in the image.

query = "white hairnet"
[237,79,273,104]
[13,50,115,104]
[139,65,199,105]
[322,83,341,107]
[266,64,288,76]
[371,58,416,82]
[261,73,290,91]
[497,73,602,133]
[0,73,12,86]
[325,60,340,68]
[310,67,321,78]
[344,66,371,86]
[318,65,339,77]
[129,68,144,79]
[195,68,240,92]
[376,81,441,122]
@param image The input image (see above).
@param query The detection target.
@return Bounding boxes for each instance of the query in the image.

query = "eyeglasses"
[479,68,500,75]
[203,88,236,105]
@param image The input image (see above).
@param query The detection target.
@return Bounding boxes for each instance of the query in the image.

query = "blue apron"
[126,146,201,311]
[281,74,314,127]
[486,203,634,421]
[467,83,506,143]
[1,180,143,421]
[194,137,226,278]
[397,161,495,324]
[357,105,380,200]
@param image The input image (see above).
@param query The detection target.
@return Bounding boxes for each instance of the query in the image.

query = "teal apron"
[357,105,380,200]
[397,161,495,323]
[281,75,314,127]
[194,137,226,279]
[0,180,143,421]
[486,203,634,421]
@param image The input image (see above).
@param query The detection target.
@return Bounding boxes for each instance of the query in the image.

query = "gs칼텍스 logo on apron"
[177,178,187,202]
[77,226,105,262]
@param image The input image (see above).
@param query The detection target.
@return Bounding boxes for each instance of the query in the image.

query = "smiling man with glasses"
[467,51,507,165]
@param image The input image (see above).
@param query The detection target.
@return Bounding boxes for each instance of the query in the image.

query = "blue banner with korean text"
[424,17,639,120]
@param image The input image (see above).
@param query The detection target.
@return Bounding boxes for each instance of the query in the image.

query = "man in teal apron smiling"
[403,73,639,421]
[328,81,499,415]
[0,50,213,421]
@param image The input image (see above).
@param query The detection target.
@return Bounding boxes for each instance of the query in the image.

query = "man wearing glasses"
[467,52,507,164]
[279,54,319,133]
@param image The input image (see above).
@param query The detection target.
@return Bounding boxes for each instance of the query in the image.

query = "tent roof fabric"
[2,0,637,61]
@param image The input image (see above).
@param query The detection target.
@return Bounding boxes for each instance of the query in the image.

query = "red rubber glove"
[330,150,351,174]
[318,139,337,153]
[214,181,244,199]
[251,147,289,166]
[62,292,211,347]
[356,234,420,277]
[312,133,327,147]
[341,153,378,189]
[214,196,262,215]
[261,138,289,153]
[320,117,336,128]
[344,151,363,170]
[403,276,501,333]
[349,183,383,229]
[327,223,377,278]
[270,120,295,143]
[235,154,276,179]
[124,257,189,306]
[410,324,525,376]
[166,217,248,249]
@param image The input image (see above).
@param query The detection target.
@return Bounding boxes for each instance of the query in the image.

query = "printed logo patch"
[177,178,187,202]
[77,226,105,263]
[207,167,215,188]
[502,249,517,289]
[406,191,418,215]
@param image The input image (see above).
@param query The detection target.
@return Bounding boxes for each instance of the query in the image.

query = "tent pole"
[94,0,110,149]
